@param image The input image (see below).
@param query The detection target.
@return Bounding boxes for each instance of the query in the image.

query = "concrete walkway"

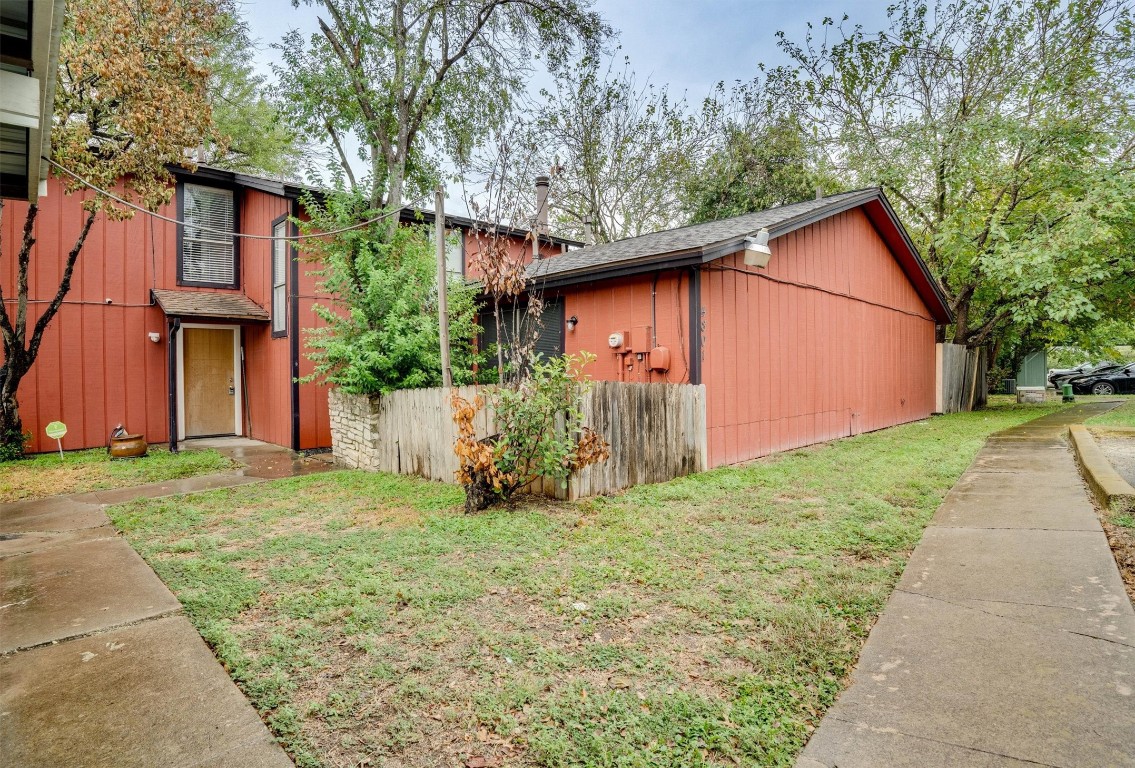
[0,439,331,767]
[799,403,1135,768]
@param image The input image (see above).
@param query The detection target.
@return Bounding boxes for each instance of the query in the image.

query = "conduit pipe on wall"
[167,317,181,453]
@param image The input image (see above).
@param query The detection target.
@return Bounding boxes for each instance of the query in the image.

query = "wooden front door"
[183,327,237,437]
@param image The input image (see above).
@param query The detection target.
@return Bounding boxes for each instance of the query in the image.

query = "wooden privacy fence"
[935,343,988,413]
[328,382,708,500]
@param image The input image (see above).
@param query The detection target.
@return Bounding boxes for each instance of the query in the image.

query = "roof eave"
[527,189,954,325]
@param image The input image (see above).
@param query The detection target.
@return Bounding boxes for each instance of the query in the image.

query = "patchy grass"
[0,446,234,502]
[1086,397,1135,428]
[111,403,1063,768]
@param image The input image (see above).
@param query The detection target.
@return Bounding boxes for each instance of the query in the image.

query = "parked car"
[1067,363,1135,395]
[1049,361,1116,388]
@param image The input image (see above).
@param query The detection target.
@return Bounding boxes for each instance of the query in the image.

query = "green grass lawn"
[0,446,235,502]
[1086,396,1135,428]
[111,403,1064,768]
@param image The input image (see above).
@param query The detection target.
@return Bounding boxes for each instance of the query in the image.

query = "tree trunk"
[0,206,97,457]
[0,377,26,457]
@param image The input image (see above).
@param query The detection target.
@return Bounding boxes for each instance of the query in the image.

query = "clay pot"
[109,434,148,458]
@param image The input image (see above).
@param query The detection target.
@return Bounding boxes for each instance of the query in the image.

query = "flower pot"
[109,434,148,458]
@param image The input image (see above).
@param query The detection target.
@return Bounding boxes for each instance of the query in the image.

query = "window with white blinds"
[272,220,288,335]
[181,184,236,286]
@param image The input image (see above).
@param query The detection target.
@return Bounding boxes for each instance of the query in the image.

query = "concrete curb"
[1068,424,1135,515]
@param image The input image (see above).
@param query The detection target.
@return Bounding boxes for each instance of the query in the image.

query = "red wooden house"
[517,188,953,468]
[3,168,572,454]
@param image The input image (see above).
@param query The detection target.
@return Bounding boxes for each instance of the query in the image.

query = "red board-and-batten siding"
[557,206,937,469]
[2,176,333,453]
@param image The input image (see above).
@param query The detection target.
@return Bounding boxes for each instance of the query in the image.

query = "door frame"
[176,323,243,440]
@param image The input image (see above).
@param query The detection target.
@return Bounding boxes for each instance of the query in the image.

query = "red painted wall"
[552,271,691,384]
[559,206,937,468]
[2,175,336,453]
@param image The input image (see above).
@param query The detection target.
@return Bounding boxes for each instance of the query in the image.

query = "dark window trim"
[0,1,33,67]
[176,181,241,289]
[0,123,29,198]
[688,267,702,386]
[270,213,289,338]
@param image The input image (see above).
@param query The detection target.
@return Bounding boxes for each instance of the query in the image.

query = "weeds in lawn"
[110,403,1063,767]
[0,446,234,502]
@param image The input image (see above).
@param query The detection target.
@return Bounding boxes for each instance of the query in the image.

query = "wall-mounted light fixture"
[148,332,161,343]
[743,228,772,268]
[567,315,578,331]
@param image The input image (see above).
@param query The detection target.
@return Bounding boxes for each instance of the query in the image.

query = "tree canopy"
[772,0,1135,348]
[273,0,611,214]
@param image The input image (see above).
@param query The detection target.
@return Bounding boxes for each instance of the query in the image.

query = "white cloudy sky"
[240,0,892,210]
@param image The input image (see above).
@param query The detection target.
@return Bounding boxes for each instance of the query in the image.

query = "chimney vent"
[815,186,823,200]
[533,175,550,260]
[583,214,594,245]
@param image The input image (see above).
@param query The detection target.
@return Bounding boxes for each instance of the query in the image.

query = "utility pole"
[435,187,453,387]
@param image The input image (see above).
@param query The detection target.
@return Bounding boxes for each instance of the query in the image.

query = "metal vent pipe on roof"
[534,174,550,259]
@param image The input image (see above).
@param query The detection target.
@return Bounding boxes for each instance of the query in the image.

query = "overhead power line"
[43,157,425,241]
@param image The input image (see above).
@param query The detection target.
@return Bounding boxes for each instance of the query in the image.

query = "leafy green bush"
[453,353,608,512]
[300,193,481,394]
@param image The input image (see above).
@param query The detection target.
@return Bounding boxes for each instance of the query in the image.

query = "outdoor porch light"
[567,315,578,331]
[743,228,772,268]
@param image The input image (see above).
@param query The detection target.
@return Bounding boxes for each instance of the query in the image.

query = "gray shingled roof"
[528,189,875,282]
[152,289,270,321]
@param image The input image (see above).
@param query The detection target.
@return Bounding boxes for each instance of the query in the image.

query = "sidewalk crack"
[894,588,1135,648]
[825,715,1066,767]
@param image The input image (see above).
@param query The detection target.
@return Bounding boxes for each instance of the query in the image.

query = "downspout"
[167,317,181,452]
[289,199,301,451]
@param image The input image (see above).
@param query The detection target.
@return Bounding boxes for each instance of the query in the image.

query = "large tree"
[203,13,306,176]
[273,0,610,217]
[521,53,715,243]
[683,107,841,224]
[775,0,1135,347]
[0,0,226,456]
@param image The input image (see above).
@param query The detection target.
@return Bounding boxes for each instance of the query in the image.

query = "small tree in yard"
[301,191,481,393]
[452,353,609,513]
[0,0,228,458]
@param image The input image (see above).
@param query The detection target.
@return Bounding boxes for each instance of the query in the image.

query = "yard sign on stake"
[45,421,67,459]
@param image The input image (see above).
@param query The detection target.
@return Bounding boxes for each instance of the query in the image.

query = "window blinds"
[272,221,287,333]
[182,184,235,285]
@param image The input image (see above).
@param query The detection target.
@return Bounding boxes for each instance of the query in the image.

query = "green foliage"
[301,193,481,394]
[489,352,601,490]
[453,353,609,512]
[204,13,305,176]
[273,0,611,210]
[494,51,715,242]
[774,0,1135,348]
[684,113,841,224]
[0,430,30,463]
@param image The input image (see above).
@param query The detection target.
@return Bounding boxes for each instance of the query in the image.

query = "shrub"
[300,192,481,394]
[452,353,609,512]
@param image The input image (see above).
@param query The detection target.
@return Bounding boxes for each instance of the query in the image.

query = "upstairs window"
[180,183,237,287]
[0,1,33,66]
[271,218,288,336]
[446,229,464,278]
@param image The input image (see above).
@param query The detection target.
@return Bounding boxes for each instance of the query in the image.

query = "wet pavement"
[799,403,1135,768]
[0,437,328,767]
[1095,428,1135,488]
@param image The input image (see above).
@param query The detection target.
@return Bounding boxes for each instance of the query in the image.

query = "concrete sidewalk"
[0,439,329,767]
[799,403,1135,768]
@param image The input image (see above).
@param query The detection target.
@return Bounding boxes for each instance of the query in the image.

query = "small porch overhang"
[152,289,269,323]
